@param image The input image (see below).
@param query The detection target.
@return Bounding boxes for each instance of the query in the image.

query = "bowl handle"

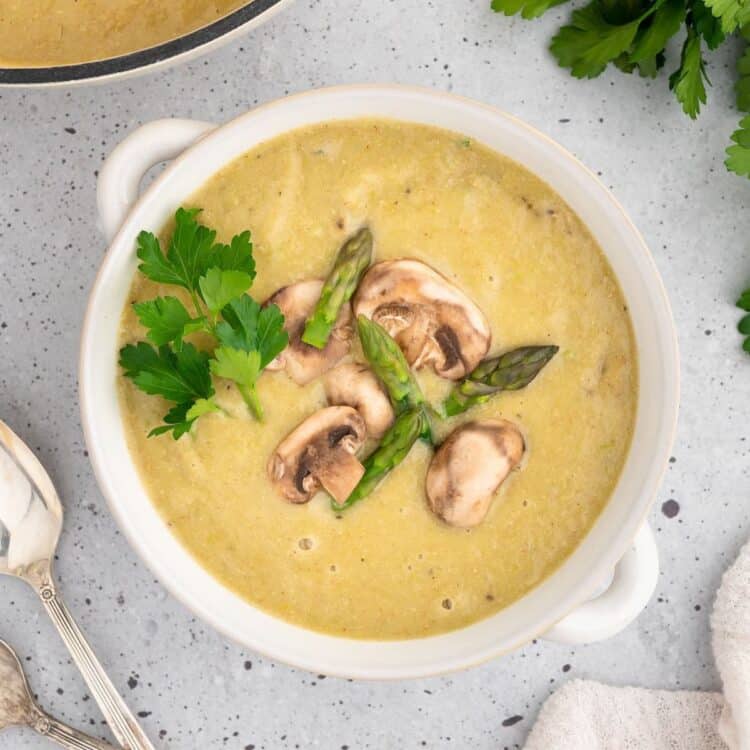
[96,118,216,242]
[543,522,658,644]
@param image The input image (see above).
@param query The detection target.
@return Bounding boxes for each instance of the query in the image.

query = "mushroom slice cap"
[353,259,491,380]
[426,419,524,528]
[265,279,353,385]
[324,362,395,439]
[268,406,366,505]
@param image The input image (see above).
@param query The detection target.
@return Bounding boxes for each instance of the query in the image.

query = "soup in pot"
[0,0,249,68]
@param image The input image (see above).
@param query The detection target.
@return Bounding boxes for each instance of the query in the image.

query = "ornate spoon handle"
[36,581,155,750]
[30,707,118,750]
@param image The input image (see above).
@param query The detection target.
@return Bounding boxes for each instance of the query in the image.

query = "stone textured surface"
[0,1,749,747]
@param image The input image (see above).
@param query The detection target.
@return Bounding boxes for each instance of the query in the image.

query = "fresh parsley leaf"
[183,318,209,337]
[186,398,222,421]
[738,285,750,354]
[255,304,289,369]
[137,208,256,301]
[120,341,216,438]
[613,49,665,77]
[702,0,750,34]
[123,210,287,435]
[211,347,261,387]
[550,3,644,79]
[211,348,264,418]
[216,294,260,352]
[133,296,198,346]
[216,294,260,350]
[212,230,256,279]
[119,341,214,404]
[737,44,750,111]
[217,296,288,369]
[735,286,750,354]
[613,52,639,74]
[133,230,186,289]
[629,0,685,64]
[726,115,750,176]
[137,208,217,294]
[489,0,750,184]
[211,296,288,419]
[692,0,727,47]
[199,268,254,316]
[147,398,219,439]
[633,51,667,77]
[491,0,569,20]
[737,315,750,354]
[599,0,652,25]
[148,402,198,439]
[669,28,709,119]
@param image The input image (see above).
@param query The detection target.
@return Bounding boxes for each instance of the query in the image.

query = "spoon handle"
[36,582,155,750]
[31,707,119,750]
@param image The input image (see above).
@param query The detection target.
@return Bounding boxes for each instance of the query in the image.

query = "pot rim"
[0,0,291,87]
[79,84,680,679]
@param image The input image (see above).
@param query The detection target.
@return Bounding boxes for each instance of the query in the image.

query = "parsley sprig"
[490,0,750,180]
[119,208,288,438]
[726,115,750,176]
[739,286,750,353]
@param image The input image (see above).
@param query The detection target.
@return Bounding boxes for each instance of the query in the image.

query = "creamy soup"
[118,120,637,640]
[0,0,248,67]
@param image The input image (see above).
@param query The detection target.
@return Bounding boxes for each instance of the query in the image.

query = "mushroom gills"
[265,279,353,385]
[353,259,491,380]
[425,419,525,528]
[268,406,366,505]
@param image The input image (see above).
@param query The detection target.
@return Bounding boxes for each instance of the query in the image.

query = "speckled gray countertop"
[1,1,749,748]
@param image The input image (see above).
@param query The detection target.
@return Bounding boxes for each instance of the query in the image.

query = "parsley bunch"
[739,286,750,352]
[119,208,288,438]
[491,0,750,178]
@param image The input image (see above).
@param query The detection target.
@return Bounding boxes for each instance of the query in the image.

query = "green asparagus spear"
[333,408,428,511]
[302,227,373,349]
[444,345,559,417]
[332,317,434,510]
[356,315,425,412]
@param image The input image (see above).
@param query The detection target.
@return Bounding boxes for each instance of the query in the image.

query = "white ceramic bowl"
[81,85,679,679]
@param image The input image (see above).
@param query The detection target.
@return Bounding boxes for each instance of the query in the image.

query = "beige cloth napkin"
[524,538,750,750]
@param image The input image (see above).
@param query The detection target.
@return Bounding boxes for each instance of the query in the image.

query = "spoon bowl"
[0,639,117,749]
[0,420,153,749]
[0,639,33,729]
[0,421,62,588]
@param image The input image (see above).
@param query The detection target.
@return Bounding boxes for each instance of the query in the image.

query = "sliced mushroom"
[324,363,395,439]
[426,419,524,528]
[268,406,366,505]
[353,259,491,380]
[265,280,353,385]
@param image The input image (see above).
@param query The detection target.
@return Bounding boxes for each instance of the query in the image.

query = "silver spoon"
[0,420,154,750]
[0,639,118,750]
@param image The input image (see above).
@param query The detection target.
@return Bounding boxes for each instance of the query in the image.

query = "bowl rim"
[0,0,291,87]
[79,83,680,679]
